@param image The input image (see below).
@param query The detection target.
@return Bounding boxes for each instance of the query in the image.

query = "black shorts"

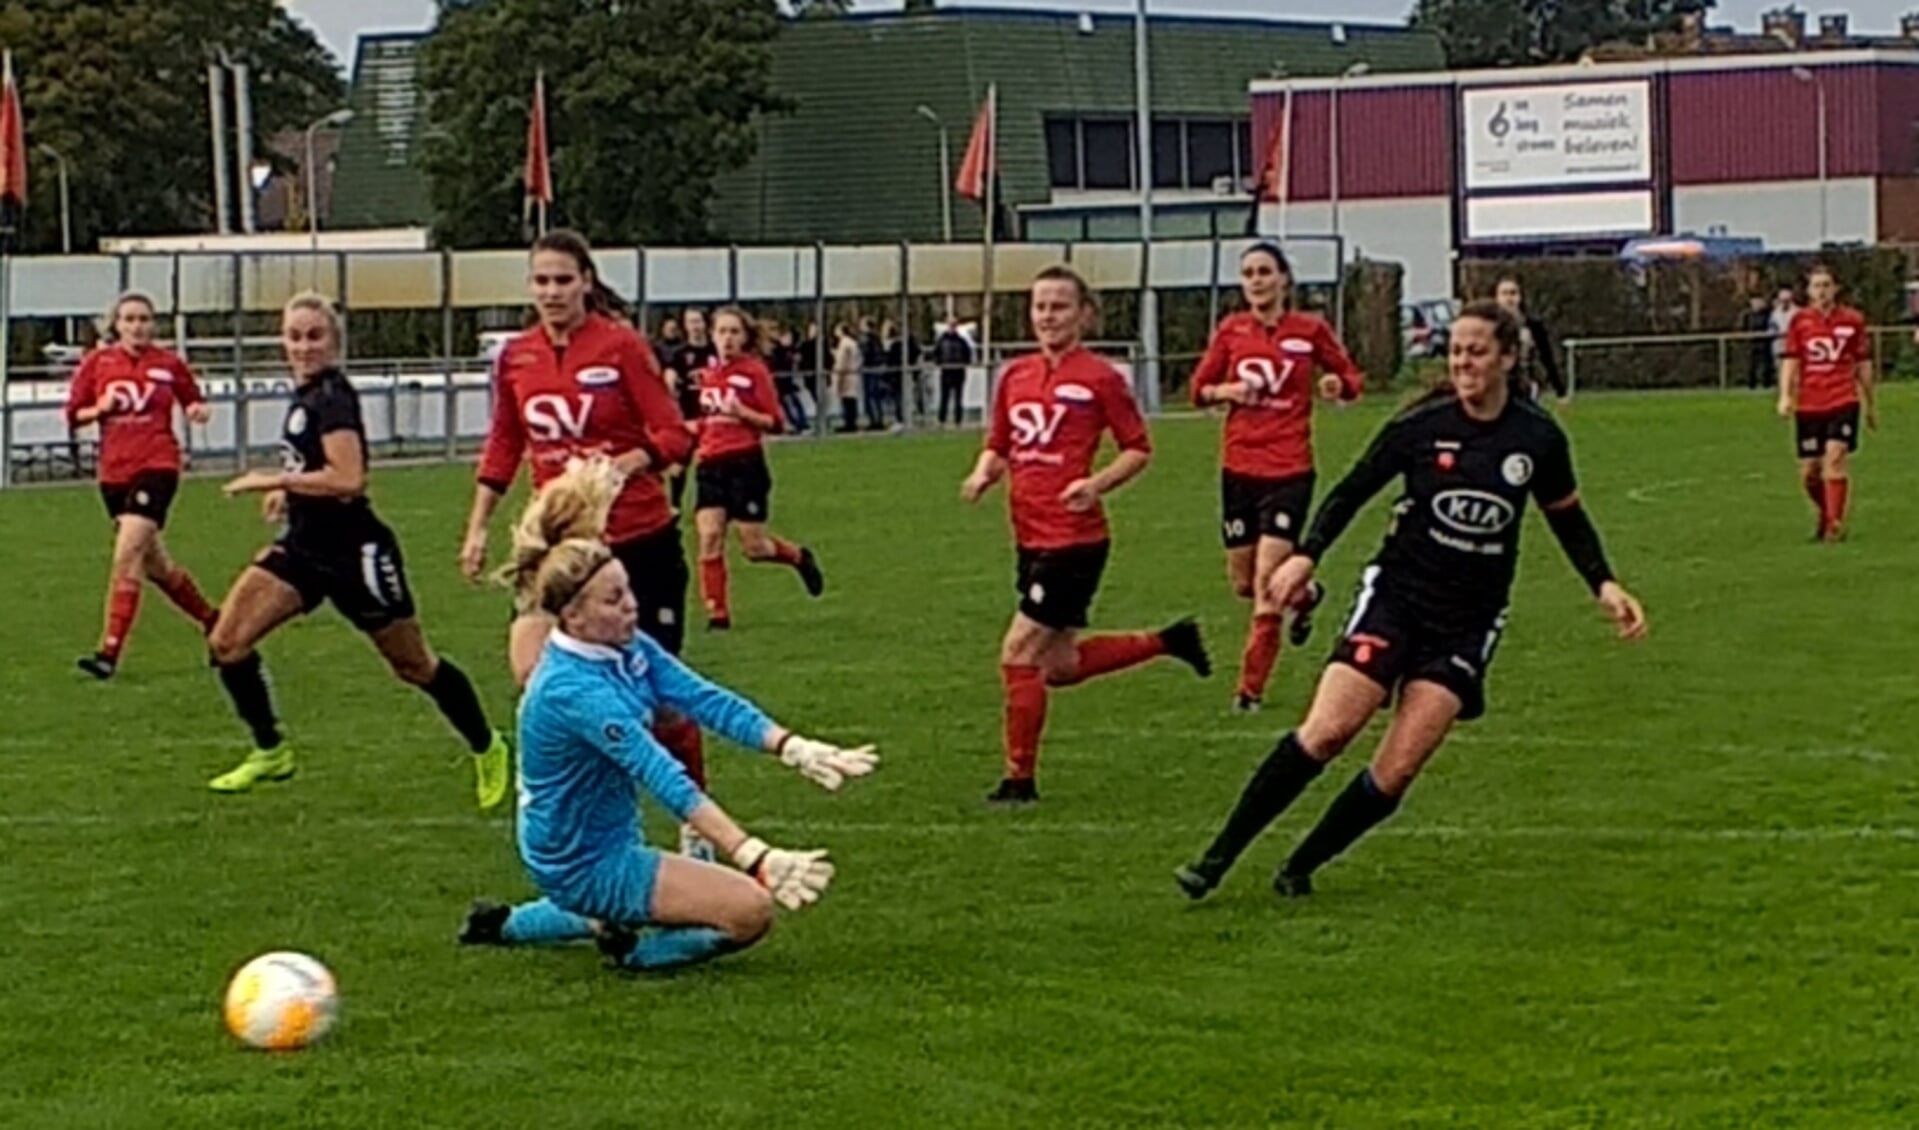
[611,523,689,655]
[1014,542,1110,631]
[1220,470,1315,550]
[1795,406,1860,457]
[1328,566,1507,722]
[694,451,773,523]
[100,471,180,528]
[256,523,416,635]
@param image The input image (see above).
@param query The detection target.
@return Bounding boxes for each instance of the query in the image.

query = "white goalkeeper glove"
[778,735,879,792]
[732,837,834,910]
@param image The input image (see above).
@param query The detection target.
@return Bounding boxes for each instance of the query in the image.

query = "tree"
[420,0,789,249]
[0,0,343,251]
[791,0,853,16]
[1410,0,1714,69]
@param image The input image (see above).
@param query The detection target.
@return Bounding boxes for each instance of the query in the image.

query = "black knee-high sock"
[1282,769,1402,879]
[421,659,495,753]
[218,653,282,750]
[1193,732,1325,878]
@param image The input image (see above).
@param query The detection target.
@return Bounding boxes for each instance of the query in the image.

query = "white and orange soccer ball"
[223,951,338,1051]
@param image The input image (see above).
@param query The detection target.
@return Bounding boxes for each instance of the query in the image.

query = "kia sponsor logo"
[1431,489,1515,535]
[575,366,620,386]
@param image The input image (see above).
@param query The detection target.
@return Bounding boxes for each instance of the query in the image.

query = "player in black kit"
[1175,300,1646,899]
[204,293,511,807]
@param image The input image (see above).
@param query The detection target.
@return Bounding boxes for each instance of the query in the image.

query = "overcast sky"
[285,0,1915,69]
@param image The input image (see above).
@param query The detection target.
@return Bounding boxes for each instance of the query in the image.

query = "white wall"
[1672,178,1877,249]
[1259,197,1456,302]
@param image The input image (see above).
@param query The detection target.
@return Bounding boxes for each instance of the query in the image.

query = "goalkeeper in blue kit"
[461,460,879,971]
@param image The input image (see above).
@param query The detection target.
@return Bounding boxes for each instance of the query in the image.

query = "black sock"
[421,658,495,753]
[1283,769,1402,879]
[218,653,282,750]
[1194,732,1325,878]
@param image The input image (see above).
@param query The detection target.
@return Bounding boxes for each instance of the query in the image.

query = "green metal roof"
[710,9,1442,245]
[330,33,434,229]
[327,12,1442,244]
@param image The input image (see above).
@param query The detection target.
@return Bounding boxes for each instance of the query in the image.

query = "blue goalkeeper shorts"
[536,846,663,927]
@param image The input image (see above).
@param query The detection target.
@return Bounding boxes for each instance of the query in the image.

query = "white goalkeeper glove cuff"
[731,836,835,911]
[777,734,880,792]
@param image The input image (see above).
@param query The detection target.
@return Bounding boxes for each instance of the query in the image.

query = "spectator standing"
[832,322,863,434]
[1494,277,1566,401]
[933,317,974,426]
[769,323,810,432]
[1742,295,1774,390]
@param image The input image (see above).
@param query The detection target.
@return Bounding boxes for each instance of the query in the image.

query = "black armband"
[477,477,512,496]
[1543,502,1614,594]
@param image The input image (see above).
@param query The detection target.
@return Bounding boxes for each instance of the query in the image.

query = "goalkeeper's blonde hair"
[499,457,626,616]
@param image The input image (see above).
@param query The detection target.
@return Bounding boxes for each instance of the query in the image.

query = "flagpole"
[0,51,17,491]
[1277,81,1294,241]
[979,82,996,390]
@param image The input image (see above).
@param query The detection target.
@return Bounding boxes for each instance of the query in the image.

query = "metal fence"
[0,235,1345,487]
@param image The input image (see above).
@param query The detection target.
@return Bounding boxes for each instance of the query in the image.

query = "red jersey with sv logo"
[1190,311,1362,479]
[986,347,1151,550]
[478,314,693,544]
[695,354,784,462]
[1785,305,1869,414]
[63,345,205,484]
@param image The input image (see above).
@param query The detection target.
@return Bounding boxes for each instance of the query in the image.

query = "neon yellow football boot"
[209,745,296,793]
[473,731,511,811]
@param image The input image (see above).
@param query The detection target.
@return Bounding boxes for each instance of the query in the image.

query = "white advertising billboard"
[1462,80,1653,191]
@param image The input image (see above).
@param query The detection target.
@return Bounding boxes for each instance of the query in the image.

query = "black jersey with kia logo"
[1299,392,1577,629]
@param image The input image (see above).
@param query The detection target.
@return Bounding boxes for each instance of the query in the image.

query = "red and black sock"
[1049,633,1165,688]
[1000,664,1047,781]
[1236,613,1283,700]
[764,538,803,568]
[698,557,730,622]
[654,715,706,788]
[1823,476,1849,536]
[101,576,142,662]
[155,567,218,630]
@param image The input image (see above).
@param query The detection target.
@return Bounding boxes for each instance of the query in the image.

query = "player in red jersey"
[960,266,1212,804]
[1191,244,1364,713]
[64,292,221,679]
[692,306,825,630]
[459,231,714,837]
[1777,265,1877,541]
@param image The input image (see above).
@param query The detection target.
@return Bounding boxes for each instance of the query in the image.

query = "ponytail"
[497,456,625,615]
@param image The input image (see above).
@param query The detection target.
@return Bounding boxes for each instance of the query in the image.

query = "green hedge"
[1459,249,1910,390]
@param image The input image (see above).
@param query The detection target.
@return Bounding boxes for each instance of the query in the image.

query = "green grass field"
[3,388,1916,1129]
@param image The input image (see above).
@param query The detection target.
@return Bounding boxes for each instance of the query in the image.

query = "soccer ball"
[223,951,338,1051]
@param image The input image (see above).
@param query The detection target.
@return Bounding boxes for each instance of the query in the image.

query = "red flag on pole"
[954,88,995,203]
[1244,88,1291,237]
[523,70,551,234]
[0,51,27,219]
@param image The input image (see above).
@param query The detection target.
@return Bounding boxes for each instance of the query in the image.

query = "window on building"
[1186,121,1234,189]
[1045,118,1079,189]
[1042,114,1253,192]
[1081,118,1135,189]
[1152,120,1183,189]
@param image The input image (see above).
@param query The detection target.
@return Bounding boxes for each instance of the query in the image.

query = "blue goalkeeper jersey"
[516,631,777,885]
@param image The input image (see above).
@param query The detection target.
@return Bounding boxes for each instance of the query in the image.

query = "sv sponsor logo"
[1008,401,1067,447]
[104,381,157,415]
[523,393,594,441]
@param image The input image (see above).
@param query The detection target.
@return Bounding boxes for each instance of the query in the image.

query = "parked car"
[1402,299,1456,359]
